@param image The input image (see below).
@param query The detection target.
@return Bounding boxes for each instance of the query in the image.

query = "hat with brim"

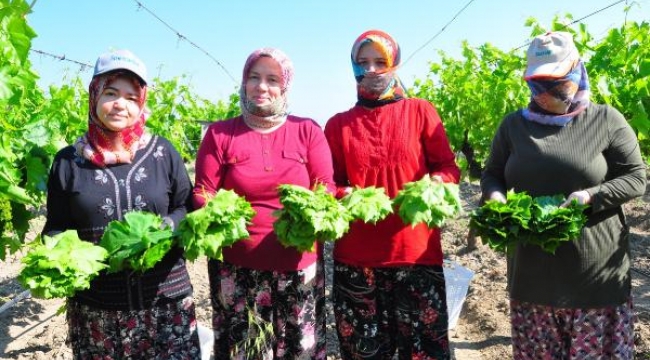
[93,49,148,84]
[524,31,579,80]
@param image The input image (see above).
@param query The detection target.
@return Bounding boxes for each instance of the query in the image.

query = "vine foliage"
[413,13,650,178]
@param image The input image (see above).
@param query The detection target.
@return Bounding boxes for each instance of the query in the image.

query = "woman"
[43,49,200,359]
[193,48,333,359]
[481,31,647,359]
[323,30,460,359]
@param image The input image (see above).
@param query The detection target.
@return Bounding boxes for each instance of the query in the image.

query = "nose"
[256,80,270,91]
[113,96,127,108]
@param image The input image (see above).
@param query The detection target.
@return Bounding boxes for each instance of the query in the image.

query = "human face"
[245,56,283,107]
[95,78,142,131]
[530,76,578,114]
[356,43,388,74]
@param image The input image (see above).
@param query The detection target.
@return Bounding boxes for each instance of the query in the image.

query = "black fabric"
[356,93,404,108]
[43,136,194,310]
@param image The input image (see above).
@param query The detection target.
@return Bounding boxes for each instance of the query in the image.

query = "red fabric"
[193,116,335,271]
[324,98,460,267]
[85,72,148,167]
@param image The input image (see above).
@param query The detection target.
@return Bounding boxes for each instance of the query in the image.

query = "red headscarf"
[75,71,150,167]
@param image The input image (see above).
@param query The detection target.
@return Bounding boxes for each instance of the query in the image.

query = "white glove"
[561,190,591,208]
[488,191,506,204]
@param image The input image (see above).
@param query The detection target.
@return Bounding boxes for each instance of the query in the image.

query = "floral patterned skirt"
[510,299,635,359]
[66,296,201,360]
[332,261,450,360]
[208,260,326,360]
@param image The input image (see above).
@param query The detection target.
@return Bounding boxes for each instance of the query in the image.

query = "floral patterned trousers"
[510,299,636,359]
[208,260,326,360]
[66,296,201,360]
[332,261,450,360]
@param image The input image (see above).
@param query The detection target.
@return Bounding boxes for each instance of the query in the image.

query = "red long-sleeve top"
[193,116,335,271]
[324,98,460,267]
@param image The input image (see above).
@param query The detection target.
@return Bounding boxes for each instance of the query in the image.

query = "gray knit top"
[481,103,647,308]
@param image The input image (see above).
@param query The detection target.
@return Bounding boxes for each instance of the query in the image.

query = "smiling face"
[95,77,142,131]
[244,56,283,107]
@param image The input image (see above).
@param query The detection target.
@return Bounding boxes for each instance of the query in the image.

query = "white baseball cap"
[93,49,147,84]
[524,32,579,80]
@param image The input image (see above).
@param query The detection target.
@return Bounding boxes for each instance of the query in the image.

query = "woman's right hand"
[489,191,507,203]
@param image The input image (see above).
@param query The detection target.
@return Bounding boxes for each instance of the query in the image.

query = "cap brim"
[95,68,147,85]
[524,61,575,80]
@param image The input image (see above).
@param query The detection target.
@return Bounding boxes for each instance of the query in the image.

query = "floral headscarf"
[74,70,151,167]
[351,29,406,108]
[240,48,294,129]
[523,60,591,126]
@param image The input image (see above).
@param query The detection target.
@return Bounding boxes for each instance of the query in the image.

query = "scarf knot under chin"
[74,120,152,167]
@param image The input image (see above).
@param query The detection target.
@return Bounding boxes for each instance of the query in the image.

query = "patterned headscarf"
[74,70,151,167]
[523,60,591,126]
[240,48,293,129]
[351,29,406,108]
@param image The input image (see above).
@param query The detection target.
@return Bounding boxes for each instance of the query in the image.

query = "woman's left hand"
[561,190,591,208]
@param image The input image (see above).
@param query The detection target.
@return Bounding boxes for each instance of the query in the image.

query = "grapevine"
[0,196,20,260]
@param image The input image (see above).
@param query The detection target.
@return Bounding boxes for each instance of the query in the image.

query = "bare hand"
[561,190,591,208]
[489,191,506,204]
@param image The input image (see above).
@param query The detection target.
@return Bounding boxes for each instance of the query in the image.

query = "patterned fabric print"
[74,70,152,167]
[208,260,326,360]
[351,30,400,79]
[350,29,406,107]
[240,48,293,130]
[332,262,450,360]
[66,296,201,360]
[91,138,160,221]
[523,60,591,126]
[510,299,635,359]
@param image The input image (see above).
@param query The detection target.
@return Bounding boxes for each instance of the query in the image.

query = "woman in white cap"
[43,49,201,359]
[481,31,646,358]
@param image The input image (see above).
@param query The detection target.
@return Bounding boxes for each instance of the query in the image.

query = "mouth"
[251,97,270,103]
[107,113,128,119]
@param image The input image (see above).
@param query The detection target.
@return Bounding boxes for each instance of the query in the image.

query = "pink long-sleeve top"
[324,98,460,267]
[193,115,335,271]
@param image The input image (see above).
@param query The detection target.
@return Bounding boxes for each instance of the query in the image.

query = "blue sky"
[26,0,649,124]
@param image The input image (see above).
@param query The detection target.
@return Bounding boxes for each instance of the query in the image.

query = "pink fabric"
[193,115,335,271]
[324,98,460,267]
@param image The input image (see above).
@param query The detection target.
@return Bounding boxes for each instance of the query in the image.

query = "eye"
[102,88,118,97]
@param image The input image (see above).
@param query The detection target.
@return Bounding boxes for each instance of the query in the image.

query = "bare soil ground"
[1,180,649,360]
